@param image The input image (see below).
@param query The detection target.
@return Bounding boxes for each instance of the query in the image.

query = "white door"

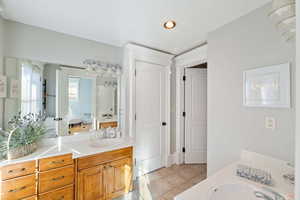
[135,61,167,176]
[56,69,69,136]
[185,68,207,163]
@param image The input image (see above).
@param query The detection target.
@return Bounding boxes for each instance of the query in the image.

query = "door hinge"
[182,147,186,153]
[135,69,137,76]
[183,75,186,81]
[182,112,186,117]
[134,158,137,166]
[135,114,137,120]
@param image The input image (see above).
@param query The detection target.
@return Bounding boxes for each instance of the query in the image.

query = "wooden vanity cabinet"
[37,154,74,200]
[0,174,37,200]
[78,165,105,200]
[0,161,37,200]
[23,195,38,200]
[98,121,118,129]
[0,161,36,181]
[105,157,133,199]
[76,147,133,200]
[0,147,133,200]
[39,185,74,200]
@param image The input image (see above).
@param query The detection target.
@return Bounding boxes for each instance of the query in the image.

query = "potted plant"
[0,112,47,160]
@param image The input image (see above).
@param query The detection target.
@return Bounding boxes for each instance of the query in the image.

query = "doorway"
[176,63,207,164]
[183,63,207,164]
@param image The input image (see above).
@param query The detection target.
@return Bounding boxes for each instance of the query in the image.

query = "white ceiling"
[1,0,270,54]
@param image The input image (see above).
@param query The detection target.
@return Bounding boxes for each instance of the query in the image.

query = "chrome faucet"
[254,187,286,200]
[254,191,274,200]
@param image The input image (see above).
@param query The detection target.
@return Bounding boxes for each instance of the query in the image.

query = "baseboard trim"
[167,153,176,167]
[167,152,184,166]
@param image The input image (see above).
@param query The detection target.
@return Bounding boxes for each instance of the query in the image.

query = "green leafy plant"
[0,112,47,160]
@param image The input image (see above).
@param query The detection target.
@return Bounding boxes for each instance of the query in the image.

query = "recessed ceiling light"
[163,20,176,30]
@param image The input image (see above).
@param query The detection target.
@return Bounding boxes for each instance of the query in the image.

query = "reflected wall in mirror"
[68,77,93,134]
[97,77,118,129]
[1,57,121,137]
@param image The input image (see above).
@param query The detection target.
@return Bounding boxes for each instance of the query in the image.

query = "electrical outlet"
[265,117,276,130]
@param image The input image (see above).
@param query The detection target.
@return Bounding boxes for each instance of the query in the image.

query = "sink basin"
[89,138,125,148]
[209,184,258,200]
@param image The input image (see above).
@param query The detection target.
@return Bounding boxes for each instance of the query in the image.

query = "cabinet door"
[78,165,105,200]
[105,157,133,199]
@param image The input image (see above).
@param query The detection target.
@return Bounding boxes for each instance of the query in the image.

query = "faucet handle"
[261,187,285,200]
[283,174,295,185]
[254,191,274,200]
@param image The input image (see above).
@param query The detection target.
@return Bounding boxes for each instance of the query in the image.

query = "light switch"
[265,117,276,130]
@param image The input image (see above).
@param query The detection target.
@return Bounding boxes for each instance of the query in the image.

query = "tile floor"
[114,164,207,200]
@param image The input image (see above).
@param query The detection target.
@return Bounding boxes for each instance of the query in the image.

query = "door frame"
[125,43,173,169]
[174,45,207,165]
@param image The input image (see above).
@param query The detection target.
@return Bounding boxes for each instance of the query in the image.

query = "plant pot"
[7,143,37,160]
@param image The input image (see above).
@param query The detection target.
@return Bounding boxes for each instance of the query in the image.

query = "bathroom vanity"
[76,147,133,200]
[0,137,134,200]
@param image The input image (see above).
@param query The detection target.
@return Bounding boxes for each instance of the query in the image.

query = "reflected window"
[68,77,93,134]
[68,77,80,101]
[21,63,42,115]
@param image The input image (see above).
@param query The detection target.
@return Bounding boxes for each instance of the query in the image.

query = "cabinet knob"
[9,186,26,193]
[51,160,65,164]
[8,168,26,173]
[52,176,65,181]
[58,195,65,200]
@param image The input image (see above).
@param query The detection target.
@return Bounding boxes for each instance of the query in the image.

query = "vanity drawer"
[99,121,118,129]
[39,154,73,171]
[0,160,36,181]
[77,147,133,170]
[23,196,37,200]
[39,185,73,200]
[38,165,74,193]
[0,174,37,200]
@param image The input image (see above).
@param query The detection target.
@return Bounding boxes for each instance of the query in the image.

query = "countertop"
[0,134,134,167]
[175,151,295,200]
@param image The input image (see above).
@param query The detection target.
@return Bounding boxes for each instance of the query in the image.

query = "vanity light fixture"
[269,0,296,41]
[163,20,176,30]
[83,59,122,77]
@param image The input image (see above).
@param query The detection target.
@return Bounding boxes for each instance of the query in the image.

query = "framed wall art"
[10,79,19,98]
[0,75,7,98]
[243,63,290,108]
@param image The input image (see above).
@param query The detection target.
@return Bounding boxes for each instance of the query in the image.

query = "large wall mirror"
[1,57,121,137]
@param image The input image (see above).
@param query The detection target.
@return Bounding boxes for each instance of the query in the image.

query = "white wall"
[0,17,4,128]
[0,17,3,73]
[295,0,300,198]
[3,20,123,67]
[170,61,176,153]
[207,3,295,175]
[3,57,20,130]
[43,64,60,117]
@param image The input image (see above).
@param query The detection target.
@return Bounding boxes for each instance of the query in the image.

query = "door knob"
[162,122,167,126]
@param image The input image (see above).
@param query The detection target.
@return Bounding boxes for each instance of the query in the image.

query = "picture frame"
[0,75,7,98]
[243,63,290,108]
[10,79,19,98]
